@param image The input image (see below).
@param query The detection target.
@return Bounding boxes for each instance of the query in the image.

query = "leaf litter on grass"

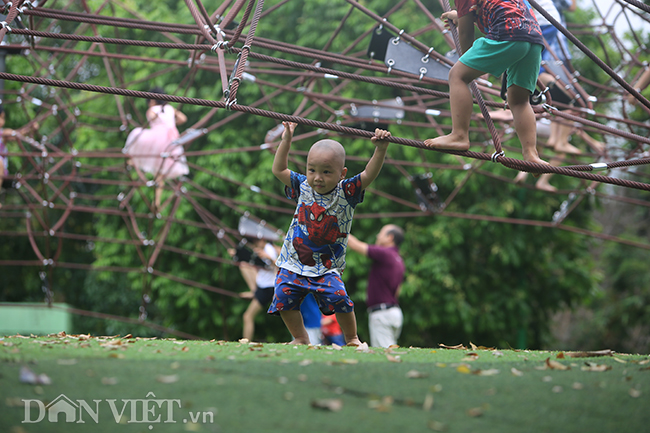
[1,335,650,432]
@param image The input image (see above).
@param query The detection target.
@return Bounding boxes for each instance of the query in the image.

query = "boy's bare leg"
[279,310,311,344]
[424,63,484,150]
[242,298,263,341]
[335,311,361,346]
[507,85,549,171]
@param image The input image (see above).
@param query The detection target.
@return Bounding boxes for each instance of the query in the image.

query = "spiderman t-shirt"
[276,170,364,277]
[456,0,544,45]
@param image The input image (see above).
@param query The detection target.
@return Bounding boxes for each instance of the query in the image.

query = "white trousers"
[369,307,403,348]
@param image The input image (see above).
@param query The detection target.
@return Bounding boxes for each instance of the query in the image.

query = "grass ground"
[1,333,648,433]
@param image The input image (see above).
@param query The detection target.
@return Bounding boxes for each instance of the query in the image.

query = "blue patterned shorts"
[267,269,354,315]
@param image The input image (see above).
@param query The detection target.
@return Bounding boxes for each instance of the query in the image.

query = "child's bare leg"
[553,120,581,154]
[242,298,263,341]
[508,85,548,168]
[424,63,484,150]
[575,129,606,155]
[335,312,361,346]
[279,310,311,344]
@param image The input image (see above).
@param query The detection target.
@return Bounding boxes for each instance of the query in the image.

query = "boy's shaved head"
[308,139,346,169]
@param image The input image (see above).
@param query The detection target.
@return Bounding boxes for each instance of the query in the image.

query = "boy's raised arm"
[359,128,390,190]
[272,121,296,187]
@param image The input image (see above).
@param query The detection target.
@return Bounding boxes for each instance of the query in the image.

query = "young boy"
[424,0,548,168]
[268,121,391,345]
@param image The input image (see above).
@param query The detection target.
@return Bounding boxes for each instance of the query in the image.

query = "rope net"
[0,0,648,336]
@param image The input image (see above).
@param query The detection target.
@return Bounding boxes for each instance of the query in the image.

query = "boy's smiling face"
[306,140,347,195]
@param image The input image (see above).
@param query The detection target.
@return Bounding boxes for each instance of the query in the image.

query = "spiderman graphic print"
[276,170,364,277]
[456,0,543,44]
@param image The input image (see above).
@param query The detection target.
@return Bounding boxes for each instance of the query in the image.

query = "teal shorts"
[459,38,542,94]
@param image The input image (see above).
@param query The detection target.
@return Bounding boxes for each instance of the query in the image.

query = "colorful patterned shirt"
[456,0,544,45]
[276,170,364,277]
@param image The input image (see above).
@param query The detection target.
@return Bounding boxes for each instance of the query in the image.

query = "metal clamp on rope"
[491,151,504,162]
[225,99,237,110]
[589,162,608,171]
[0,21,12,32]
[241,44,251,52]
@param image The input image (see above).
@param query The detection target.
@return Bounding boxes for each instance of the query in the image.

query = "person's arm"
[347,234,369,256]
[175,109,187,125]
[272,121,296,187]
[456,14,475,54]
[568,0,577,12]
[359,128,390,190]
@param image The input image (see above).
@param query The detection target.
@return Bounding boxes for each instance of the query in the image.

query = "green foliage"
[0,0,640,351]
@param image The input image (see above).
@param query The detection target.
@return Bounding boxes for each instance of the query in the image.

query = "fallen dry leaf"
[629,388,642,398]
[572,382,584,390]
[101,377,118,385]
[581,362,612,372]
[469,342,478,351]
[386,354,402,363]
[439,343,466,350]
[427,420,447,431]
[552,386,563,393]
[467,407,483,417]
[462,353,479,362]
[156,374,179,384]
[545,358,570,370]
[406,370,429,379]
[456,365,471,374]
[331,344,343,351]
[311,398,343,412]
[565,349,614,358]
[474,368,500,376]
[422,393,434,411]
[511,368,524,377]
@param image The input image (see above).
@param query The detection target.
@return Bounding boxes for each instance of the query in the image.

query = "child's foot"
[554,142,582,155]
[345,337,362,347]
[288,337,311,345]
[522,154,550,179]
[536,177,557,192]
[423,135,470,151]
[514,171,528,184]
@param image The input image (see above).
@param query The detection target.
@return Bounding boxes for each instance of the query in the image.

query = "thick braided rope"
[620,0,650,14]
[227,0,256,48]
[1,71,648,191]
[224,0,265,104]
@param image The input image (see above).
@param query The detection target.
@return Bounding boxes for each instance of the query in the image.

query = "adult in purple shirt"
[347,224,405,347]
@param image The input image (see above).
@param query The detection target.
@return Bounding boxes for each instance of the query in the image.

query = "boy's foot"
[554,142,582,155]
[345,337,362,347]
[514,171,528,184]
[423,135,470,151]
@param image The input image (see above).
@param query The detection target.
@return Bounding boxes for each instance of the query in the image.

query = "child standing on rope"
[424,0,549,168]
[268,121,391,345]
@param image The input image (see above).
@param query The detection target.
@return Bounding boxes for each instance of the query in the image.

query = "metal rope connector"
[491,151,504,162]
[0,21,12,32]
[225,99,237,110]
[589,162,608,171]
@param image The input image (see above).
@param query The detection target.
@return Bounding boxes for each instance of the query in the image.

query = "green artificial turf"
[1,334,648,433]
